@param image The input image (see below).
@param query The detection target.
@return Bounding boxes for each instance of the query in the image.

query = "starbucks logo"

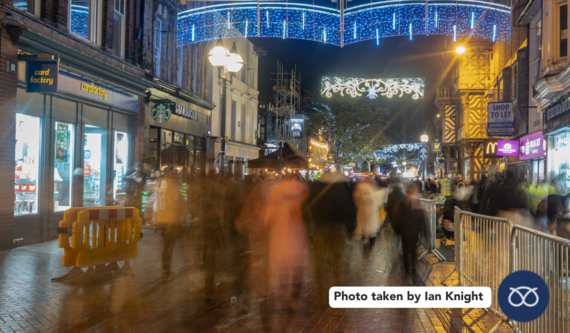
[151,103,172,123]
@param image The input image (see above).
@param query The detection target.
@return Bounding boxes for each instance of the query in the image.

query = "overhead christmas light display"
[321,76,424,100]
[177,0,510,47]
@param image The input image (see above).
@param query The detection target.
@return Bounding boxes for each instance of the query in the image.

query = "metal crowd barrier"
[52,206,142,282]
[443,207,570,333]
[416,198,446,261]
[510,225,570,333]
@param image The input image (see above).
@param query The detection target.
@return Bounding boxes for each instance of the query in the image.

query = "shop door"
[83,126,108,207]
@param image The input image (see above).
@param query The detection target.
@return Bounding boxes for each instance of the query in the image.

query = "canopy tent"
[248,142,309,170]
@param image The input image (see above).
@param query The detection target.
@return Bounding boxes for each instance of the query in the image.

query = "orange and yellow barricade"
[52,206,142,282]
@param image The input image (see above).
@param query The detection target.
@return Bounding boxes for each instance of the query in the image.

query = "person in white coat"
[353,180,383,257]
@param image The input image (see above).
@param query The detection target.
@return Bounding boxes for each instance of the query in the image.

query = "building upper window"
[112,0,126,58]
[560,5,568,58]
[537,20,542,52]
[14,0,39,16]
[512,62,518,102]
[154,18,162,77]
[70,0,102,44]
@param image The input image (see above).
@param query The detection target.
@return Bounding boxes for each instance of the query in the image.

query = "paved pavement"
[0,225,513,333]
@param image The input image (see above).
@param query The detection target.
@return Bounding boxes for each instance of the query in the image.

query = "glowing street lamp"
[420,132,429,143]
[455,45,467,55]
[209,37,243,178]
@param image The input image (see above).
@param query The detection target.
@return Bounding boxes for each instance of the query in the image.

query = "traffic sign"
[419,146,429,161]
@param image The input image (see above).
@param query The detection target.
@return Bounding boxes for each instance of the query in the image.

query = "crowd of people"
[118,163,432,312]
[117,162,570,313]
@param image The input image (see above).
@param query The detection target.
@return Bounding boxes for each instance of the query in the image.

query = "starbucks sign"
[151,103,172,123]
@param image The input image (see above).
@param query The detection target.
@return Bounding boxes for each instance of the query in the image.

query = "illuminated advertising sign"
[290,118,304,138]
[26,60,58,93]
[520,131,546,160]
[483,139,499,158]
[496,140,519,156]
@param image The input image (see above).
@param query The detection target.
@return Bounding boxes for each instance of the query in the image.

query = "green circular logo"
[151,103,172,123]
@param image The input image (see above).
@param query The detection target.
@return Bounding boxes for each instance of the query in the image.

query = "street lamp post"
[420,131,429,195]
[208,37,243,179]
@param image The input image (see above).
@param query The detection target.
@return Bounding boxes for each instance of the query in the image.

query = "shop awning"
[248,142,309,170]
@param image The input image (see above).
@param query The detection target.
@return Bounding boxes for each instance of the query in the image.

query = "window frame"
[113,0,126,59]
[69,0,102,45]
[154,18,162,77]
[559,4,568,59]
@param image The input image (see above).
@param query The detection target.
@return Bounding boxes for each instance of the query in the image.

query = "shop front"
[519,131,547,184]
[545,95,570,194]
[15,64,148,245]
[144,82,214,175]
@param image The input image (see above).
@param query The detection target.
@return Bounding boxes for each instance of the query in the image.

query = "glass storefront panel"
[114,131,129,199]
[54,122,74,211]
[549,131,570,194]
[83,126,107,206]
[15,114,40,215]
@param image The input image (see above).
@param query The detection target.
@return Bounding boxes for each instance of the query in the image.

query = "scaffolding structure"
[268,60,301,145]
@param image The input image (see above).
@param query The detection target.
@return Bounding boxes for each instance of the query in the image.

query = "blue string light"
[376,28,379,45]
[177,1,511,47]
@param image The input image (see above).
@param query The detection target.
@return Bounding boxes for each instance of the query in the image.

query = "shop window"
[174,132,184,144]
[112,0,126,58]
[70,0,101,44]
[154,18,162,77]
[231,100,237,140]
[113,131,129,200]
[14,0,39,16]
[84,126,107,207]
[185,135,195,147]
[161,129,172,143]
[241,103,246,142]
[54,122,74,212]
[560,5,568,58]
[15,114,40,216]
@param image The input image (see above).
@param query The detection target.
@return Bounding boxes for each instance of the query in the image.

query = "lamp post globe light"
[208,37,242,178]
[420,132,429,143]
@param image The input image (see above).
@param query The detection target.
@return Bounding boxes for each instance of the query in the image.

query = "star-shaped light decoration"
[367,86,379,100]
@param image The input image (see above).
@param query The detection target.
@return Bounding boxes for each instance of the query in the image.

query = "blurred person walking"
[398,184,425,280]
[154,168,185,280]
[262,178,309,312]
[353,181,383,258]
[386,179,406,235]
[306,170,357,305]
[195,172,241,299]
[123,162,146,209]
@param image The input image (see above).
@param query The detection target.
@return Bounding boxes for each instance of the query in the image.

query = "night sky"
[249,34,450,141]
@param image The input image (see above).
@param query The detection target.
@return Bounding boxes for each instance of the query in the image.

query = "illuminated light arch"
[177,0,511,47]
[321,76,424,99]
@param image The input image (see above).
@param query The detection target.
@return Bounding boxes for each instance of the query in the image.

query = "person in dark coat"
[398,184,425,280]
[306,170,357,305]
[123,162,146,210]
[386,181,406,235]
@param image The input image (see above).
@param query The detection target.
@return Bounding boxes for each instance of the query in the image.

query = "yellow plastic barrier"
[58,207,85,267]
[70,206,142,268]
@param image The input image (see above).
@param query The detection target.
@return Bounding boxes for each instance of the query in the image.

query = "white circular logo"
[508,286,539,308]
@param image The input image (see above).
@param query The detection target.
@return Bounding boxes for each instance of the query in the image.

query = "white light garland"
[321,76,424,100]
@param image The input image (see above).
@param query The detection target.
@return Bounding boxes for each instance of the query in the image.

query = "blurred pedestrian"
[154,168,185,280]
[398,184,425,280]
[387,179,406,235]
[263,178,309,312]
[353,181,382,258]
[306,170,357,305]
[123,162,146,210]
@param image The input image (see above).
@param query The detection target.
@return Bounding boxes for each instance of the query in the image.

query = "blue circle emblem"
[498,270,549,322]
